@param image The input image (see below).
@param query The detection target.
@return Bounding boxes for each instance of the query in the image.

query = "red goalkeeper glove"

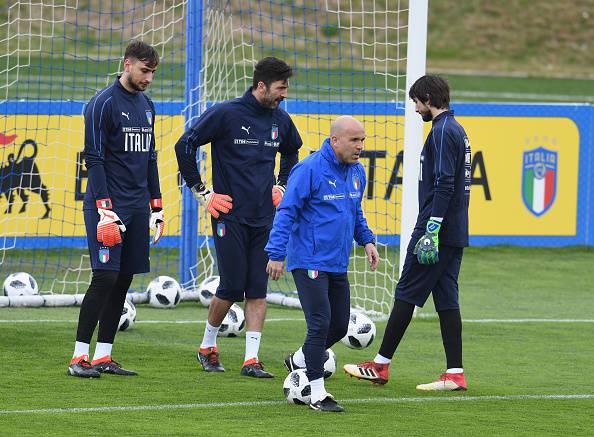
[191,183,233,219]
[96,199,126,247]
[149,198,165,245]
[272,184,285,208]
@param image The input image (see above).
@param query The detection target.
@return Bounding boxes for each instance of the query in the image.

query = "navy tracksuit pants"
[292,269,350,381]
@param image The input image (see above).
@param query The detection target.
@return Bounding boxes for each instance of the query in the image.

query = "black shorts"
[84,209,150,274]
[395,238,464,311]
[212,217,270,302]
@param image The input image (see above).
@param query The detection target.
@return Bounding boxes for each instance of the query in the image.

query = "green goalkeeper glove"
[413,218,442,265]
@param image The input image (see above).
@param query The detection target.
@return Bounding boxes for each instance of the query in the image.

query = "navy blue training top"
[175,87,302,226]
[83,78,161,212]
[415,110,471,247]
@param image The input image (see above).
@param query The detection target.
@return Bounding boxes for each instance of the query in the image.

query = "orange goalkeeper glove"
[191,183,233,219]
[96,199,126,247]
[272,184,285,208]
[149,198,165,245]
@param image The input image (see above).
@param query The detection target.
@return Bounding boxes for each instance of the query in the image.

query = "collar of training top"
[114,76,142,99]
[242,86,278,113]
[321,137,351,172]
[432,109,454,124]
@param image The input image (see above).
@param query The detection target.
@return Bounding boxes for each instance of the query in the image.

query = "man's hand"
[272,184,286,208]
[413,218,441,265]
[191,184,233,219]
[96,199,126,247]
[149,198,165,245]
[364,242,380,271]
[266,259,285,281]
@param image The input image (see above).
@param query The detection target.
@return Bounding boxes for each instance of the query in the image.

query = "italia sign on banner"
[522,147,557,217]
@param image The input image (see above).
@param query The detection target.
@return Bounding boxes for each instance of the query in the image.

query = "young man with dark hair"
[344,75,472,391]
[68,40,164,378]
[175,56,302,378]
[266,116,379,412]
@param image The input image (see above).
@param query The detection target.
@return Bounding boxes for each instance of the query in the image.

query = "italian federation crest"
[522,147,557,217]
[99,247,110,263]
[271,124,278,140]
[352,173,360,191]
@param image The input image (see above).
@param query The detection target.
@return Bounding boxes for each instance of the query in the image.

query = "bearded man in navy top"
[344,75,472,391]
[68,40,164,378]
[175,57,302,378]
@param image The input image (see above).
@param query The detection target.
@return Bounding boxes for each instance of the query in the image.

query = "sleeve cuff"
[96,198,112,209]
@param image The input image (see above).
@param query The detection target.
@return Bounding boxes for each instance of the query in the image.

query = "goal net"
[0,1,187,302]
[0,1,424,317]
[190,0,416,316]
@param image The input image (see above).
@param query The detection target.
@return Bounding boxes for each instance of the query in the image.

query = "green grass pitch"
[1,246,593,435]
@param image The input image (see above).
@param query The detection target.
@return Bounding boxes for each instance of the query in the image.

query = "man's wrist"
[275,183,286,190]
[191,183,209,201]
[427,217,442,234]
[150,198,163,210]
[96,198,112,209]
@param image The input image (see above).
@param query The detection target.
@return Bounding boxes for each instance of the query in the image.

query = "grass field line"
[2,318,594,324]
[2,394,593,415]
[0,318,304,324]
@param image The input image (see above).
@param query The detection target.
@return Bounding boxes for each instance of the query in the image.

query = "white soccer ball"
[198,275,219,307]
[147,275,181,309]
[323,348,337,379]
[118,299,136,331]
[3,272,39,297]
[341,311,376,349]
[217,303,245,337]
[283,369,311,405]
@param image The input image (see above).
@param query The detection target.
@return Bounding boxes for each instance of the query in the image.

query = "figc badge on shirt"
[352,173,360,191]
[99,247,110,263]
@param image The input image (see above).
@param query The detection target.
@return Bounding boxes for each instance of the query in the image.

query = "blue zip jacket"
[265,138,375,273]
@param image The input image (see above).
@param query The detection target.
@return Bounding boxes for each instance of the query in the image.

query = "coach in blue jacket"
[265,115,379,413]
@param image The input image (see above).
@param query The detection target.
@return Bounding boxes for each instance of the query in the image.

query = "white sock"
[73,341,90,359]
[200,321,219,349]
[309,377,327,404]
[92,342,112,361]
[244,331,262,363]
[293,347,306,367]
[374,354,391,364]
[446,368,464,374]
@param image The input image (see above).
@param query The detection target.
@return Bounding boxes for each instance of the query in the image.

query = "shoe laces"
[79,360,93,369]
[439,373,453,381]
[207,351,220,365]
[358,360,380,369]
[438,373,456,382]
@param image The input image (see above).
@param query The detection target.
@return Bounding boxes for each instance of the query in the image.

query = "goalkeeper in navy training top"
[175,57,302,378]
[344,75,472,391]
[68,40,165,378]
